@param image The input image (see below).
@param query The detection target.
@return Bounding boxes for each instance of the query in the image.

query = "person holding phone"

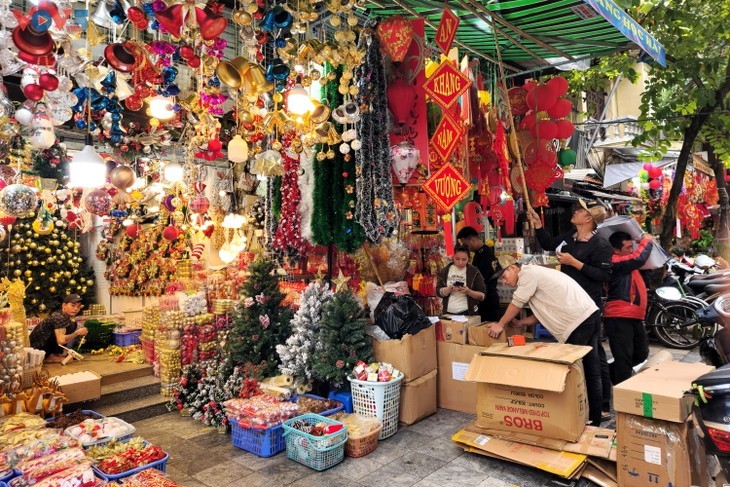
[437,245,486,315]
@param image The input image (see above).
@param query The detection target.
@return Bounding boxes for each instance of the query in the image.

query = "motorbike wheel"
[653,301,718,349]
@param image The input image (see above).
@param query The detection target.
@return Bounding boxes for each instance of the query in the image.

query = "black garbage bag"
[374,292,431,339]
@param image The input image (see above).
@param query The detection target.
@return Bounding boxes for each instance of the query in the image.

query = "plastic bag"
[373,292,431,339]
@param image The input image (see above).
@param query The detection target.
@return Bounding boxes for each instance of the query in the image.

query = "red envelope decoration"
[376,15,414,63]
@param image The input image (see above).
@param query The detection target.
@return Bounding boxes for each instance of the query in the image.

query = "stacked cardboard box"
[613,361,714,487]
[372,325,437,425]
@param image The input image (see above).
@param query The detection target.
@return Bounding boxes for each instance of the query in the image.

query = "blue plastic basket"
[282,414,348,471]
[45,410,105,425]
[230,420,286,457]
[0,468,15,483]
[328,391,353,413]
[113,330,142,347]
[92,448,167,481]
[290,395,344,416]
[0,481,7,487]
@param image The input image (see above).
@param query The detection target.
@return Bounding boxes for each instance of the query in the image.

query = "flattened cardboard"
[582,464,618,487]
[399,369,437,425]
[588,457,618,482]
[616,412,708,487]
[613,361,714,423]
[465,343,590,442]
[436,341,484,413]
[372,326,437,383]
[452,429,587,479]
[436,315,481,344]
[54,370,102,404]
[468,322,523,347]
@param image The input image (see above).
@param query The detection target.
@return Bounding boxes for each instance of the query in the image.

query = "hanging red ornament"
[376,15,414,63]
[649,179,662,190]
[162,225,180,241]
[520,112,536,130]
[126,223,142,238]
[648,166,663,178]
[38,73,59,91]
[531,120,558,140]
[387,77,417,126]
[547,98,572,119]
[525,84,557,112]
[555,119,575,139]
[546,76,569,97]
[508,87,529,115]
[23,84,44,101]
[189,195,210,213]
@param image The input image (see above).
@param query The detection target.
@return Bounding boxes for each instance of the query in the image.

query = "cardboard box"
[465,343,591,442]
[467,322,525,347]
[54,370,102,404]
[399,369,437,425]
[436,341,485,414]
[616,412,708,487]
[372,326,436,383]
[613,361,714,423]
[436,315,481,344]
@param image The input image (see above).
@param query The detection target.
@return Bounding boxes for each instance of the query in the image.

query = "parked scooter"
[690,294,730,482]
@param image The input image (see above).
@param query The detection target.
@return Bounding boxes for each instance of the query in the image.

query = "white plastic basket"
[347,373,403,439]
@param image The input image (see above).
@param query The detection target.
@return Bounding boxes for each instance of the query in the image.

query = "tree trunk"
[714,162,730,261]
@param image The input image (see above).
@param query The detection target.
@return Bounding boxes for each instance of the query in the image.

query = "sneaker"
[601,411,612,421]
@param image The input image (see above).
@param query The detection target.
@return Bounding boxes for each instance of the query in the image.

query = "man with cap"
[29,294,88,363]
[488,256,603,426]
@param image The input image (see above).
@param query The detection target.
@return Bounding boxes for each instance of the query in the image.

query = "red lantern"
[524,140,557,167]
[162,225,180,241]
[546,76,569,97]
[376,15,414,63]
[520,112,536,130]
[523,79,539,92]
[525,84,557,112]
[530,120,558,140]
[547,98,572,119]
[126,223,142,239]
[555,119,575,140]
[508,87,529,115]
[387,77,417,126]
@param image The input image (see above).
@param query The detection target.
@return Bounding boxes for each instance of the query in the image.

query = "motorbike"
[690,294,730,483]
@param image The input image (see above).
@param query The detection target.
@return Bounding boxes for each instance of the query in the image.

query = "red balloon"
[526,84,558,112]
[179,45,195,60]
[649,179,662,190]
[546,76,569,97]
[38,73,59,91]
[648,166,663,178]
[547,98,572,119]
[23,84,44,101]
[126,223,142,238]
[555,119,575,139]
[643,163,653,171]
[520,112,536,130]
[531,120,558,140]
[162,225,180,241]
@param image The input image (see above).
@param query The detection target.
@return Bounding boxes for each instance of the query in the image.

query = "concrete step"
[94,394,171,424]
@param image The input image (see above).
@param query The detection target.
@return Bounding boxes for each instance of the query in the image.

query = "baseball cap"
[491,255,519,280]
[575,198,607,226]
[63,294,83,304]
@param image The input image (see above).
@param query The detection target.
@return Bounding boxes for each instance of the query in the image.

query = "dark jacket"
[437,263,487,315]
[605,238,654,320]
[472,244,500,321]
[535,227,613,306]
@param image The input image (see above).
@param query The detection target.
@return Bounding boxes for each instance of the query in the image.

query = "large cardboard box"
[54,371,102,404]
[399,369,437,425]
[616,412,708,487]
[467,322,525,347]
[465,343,591,442]
[372,326,436,383]
[613,361,714,423]
[436,341,485,414]
[436,315,481,344]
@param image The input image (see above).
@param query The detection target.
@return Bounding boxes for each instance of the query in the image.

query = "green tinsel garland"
[271,176,282,220]
[311,141,333,246]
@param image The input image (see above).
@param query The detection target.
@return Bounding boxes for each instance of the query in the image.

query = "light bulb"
[164,161,184,182]
[227,134,249,163]
[148,96,176,120]
[68,136,107,188]
[287,84,312,115]
[218,242,238,264]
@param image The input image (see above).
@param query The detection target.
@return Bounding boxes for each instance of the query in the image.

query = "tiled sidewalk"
[132,343,703,487]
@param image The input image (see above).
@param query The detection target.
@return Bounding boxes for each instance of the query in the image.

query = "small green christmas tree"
[312,287,373,389]
[31,142,70,182]
[227,259,293,378]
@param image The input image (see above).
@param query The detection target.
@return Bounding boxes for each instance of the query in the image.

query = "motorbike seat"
[688,278,730,292]
[693,363,730,388]
[690,272,730,282]
[705,283,730,295]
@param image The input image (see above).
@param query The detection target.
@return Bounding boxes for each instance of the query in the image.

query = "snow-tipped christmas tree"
[277,282,333,383]
[312,286,373,389]
[188,363,229,428]
[227,259,293,379]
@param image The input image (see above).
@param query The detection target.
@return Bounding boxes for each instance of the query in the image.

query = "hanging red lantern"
[508,87,529,115]
[530,119,558,140]
[525,84,558,112]
[376,15,414,63]
[546,76,570,97]
[555,119,575,139]
[524,140,557,167]
[523,79,539,92]
[520,112,536,130]
[648,166,663,179]
[189,195,210,214]
[547,98,572,119]
[387,77,417,126]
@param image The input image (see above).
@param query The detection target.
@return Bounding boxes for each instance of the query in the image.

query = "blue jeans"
[566,311,602,426]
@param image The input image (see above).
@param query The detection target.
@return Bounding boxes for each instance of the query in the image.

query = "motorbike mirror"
[714,294,730,322]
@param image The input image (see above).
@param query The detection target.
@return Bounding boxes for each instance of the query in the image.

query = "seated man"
[29,294,88,363]
[488,256,603,426]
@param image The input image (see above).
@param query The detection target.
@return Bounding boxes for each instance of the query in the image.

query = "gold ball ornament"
[29,242,36,249]
[87,279,94,286]
[110,165,137,190]
[330,15,341,27]
[39,304,46,311]
[272,140,282,151]
[44,248,51,254]
[64,271,71,278]
[272,92,283,104]
[49,286,55,292]
[13,270,20,277]
[69,279,76,285]
[24,270,31,277]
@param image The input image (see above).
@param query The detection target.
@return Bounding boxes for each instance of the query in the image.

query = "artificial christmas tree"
[277,282,333,384]
[31,141,70,182]
[312,286,374,389]
[227,259,293,378]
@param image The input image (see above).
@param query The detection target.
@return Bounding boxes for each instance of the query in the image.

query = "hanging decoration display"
[435,6,459,54]
[375,15,414,63]
[422,162,471,213]
[430,112,464,162]
[422,60,472,110]
[272,136,309,262]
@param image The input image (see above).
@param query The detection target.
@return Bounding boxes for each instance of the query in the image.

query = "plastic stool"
[534,323,556,341]
[328,390,353,413]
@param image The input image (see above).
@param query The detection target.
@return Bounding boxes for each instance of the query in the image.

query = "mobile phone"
[453,281,464,287]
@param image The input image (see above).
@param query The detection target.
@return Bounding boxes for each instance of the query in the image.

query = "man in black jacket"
[456,226,501,321]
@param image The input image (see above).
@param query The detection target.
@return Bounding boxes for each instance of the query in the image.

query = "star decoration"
[314,268,326,285]
[331,269,351,292]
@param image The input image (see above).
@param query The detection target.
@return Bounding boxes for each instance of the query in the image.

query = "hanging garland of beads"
[272,133,309,262]
[355,26,399,242]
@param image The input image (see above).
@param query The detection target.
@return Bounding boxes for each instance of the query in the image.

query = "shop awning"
[603,160,676,188]
[365,0,666,71]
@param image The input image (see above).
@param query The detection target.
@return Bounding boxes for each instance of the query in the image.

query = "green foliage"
[227,259,293,378]
[76,318,114,352]
[312,289,373,389]
[567,52,639,97]
[691,229,715,253]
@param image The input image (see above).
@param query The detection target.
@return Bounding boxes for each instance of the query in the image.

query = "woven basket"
[345,423,382,458]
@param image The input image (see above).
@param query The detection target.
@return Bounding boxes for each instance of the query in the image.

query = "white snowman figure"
[14,100,36,126]
[29,112,56,149]
[19,68,39,89]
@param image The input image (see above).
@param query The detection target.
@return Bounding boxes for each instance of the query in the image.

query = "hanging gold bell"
[216,56,251,89]
[243,64,274,95]
[309,100,331,125]
[232,9,252,26]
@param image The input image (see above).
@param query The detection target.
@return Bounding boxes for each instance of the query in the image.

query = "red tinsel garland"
[272,135,309,260]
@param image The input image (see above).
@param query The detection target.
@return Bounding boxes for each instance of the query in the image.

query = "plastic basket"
[282,414,348,471]
[347,373,403,439]
[113,330,142,347]
[290,394,344,417]
[345,423,383,458]
[46,409,105,426]
[230,421,286,457]
[65,417,136,448]
[92,444,168,481]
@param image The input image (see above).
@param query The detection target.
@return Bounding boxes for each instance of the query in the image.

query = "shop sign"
[435,6,459,54]
[422,162,471,213]
[422,60,472,110]
[430,112,463,162]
